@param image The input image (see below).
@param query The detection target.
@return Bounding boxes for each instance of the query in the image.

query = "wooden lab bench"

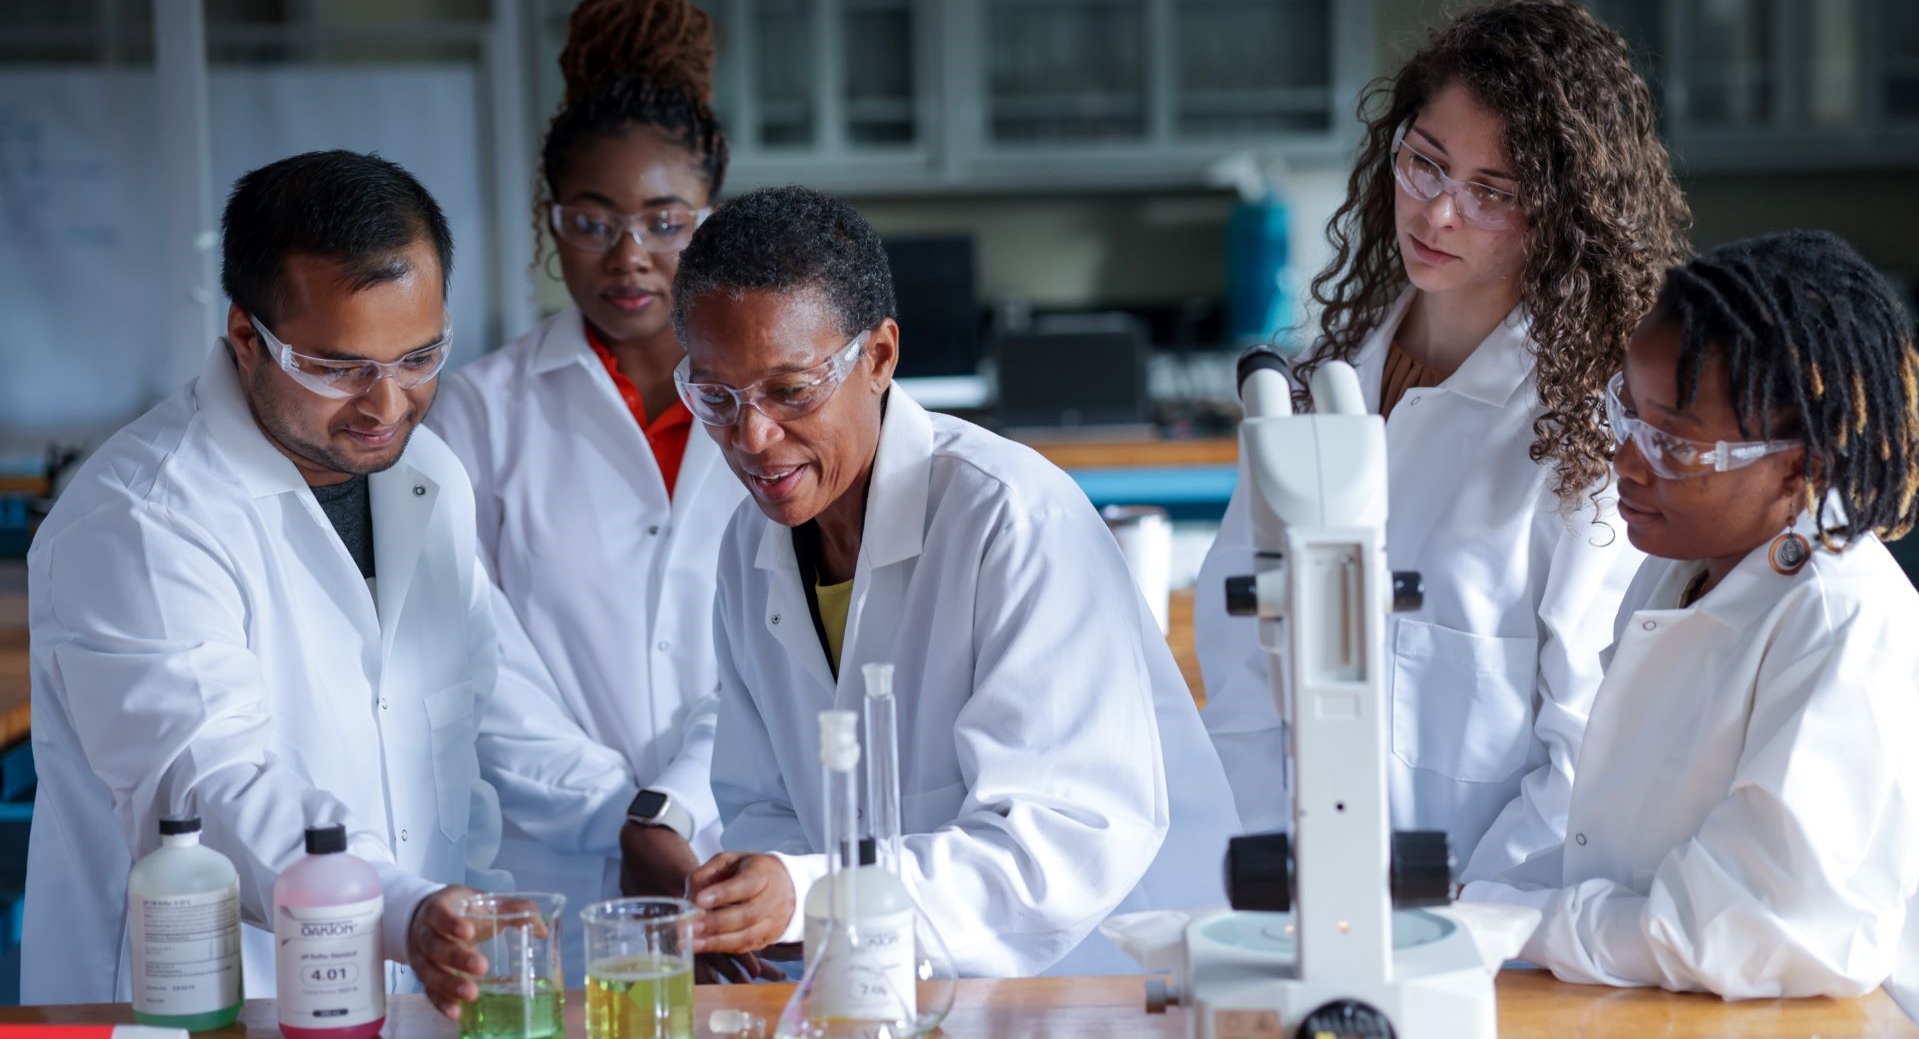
[2,973,1912,1037]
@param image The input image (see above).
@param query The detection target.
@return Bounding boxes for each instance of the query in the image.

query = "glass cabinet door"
[1684,0,1778,127]
[1882,0,1919,122]
[844,0,916,145]
[1176,0,1333,137]
[983,0,1148,144]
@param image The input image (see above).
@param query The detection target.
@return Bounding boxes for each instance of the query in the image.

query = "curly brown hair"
[1296,0,1691,508]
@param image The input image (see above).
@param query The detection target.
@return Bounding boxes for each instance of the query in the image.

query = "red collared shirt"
[584,325,694,498]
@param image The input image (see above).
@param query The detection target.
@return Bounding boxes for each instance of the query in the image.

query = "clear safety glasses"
[674,330,871,427]
[1389,120,1523,231]
[250,315,453,400]
[1606,372,1803,480]
[548,202,711,255]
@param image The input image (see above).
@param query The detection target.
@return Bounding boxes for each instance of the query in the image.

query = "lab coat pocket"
[1391,620,1535,784]
[425,681,479,841]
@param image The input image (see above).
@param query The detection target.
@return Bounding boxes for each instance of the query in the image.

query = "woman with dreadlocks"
[1194,0,1689,881]
[428,0,752,981]
[1465,230,1919,999]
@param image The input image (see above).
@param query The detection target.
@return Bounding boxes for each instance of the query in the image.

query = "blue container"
[0,498,28,560]
[1226,198,1295,351]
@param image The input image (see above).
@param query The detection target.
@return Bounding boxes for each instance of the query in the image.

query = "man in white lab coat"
[23,151,638,1015]
[674,186,1241,977]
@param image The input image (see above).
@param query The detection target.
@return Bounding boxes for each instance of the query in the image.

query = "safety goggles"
[548,202,710,255]
[250,315,453,400]
[1606,372,1803,480]
[674,330,870,427]
[1390,120,1522,231]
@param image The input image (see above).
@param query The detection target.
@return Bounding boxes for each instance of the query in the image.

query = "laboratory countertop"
[1,973,1912,1037]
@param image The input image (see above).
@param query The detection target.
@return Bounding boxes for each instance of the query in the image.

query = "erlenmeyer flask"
[860,664,957,1035]
[777,711,917,1039]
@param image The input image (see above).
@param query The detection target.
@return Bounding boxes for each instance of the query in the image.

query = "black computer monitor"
[884,234,980,379]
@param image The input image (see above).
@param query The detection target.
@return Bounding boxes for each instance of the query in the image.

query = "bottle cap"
[305,824,348,855]
[158,816,202,836]
[858,836,877,867]
[861,662,895,699]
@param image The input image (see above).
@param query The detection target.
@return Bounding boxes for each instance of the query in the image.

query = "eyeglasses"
[548,202,710,255]
[674,330,871,427]
[1389,120,1522,230]
[1606,372,1802,480]
[250,315,453,400]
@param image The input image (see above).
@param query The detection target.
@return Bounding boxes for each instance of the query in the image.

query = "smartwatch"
[626,789,694,841]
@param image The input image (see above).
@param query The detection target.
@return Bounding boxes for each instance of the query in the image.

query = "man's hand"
[407,885,486,1020]
[619,821,701,898]
[685,852,796,955]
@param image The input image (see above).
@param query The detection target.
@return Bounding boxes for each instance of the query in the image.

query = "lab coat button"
[1642,620,1657,631]
[1574,833,1587,846]
[379,697,389,710]
[1409,396,1422,406]
[400,829,408,842]
[657,640,670,651]
[647,525,661,535]
[771,613,782,625]
[413,485,425,496]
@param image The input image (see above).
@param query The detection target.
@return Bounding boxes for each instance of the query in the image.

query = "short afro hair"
[221,149,452,326]
[671,185,895,341]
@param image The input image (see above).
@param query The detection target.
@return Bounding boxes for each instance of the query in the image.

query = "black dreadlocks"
[1659,229,1919,546]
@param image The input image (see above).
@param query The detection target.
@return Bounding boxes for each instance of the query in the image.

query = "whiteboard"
[0,64,491,456]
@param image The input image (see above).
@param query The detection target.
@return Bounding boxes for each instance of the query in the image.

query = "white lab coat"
[429,307,742,979]
[1195,291,1643,879]
[1464,512,1919,1000]
[710,391,1241,977]
[22,345,635,1004]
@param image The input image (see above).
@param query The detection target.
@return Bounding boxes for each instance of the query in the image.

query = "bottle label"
[131,883,242,1016]
[275,895,385,1028]
[802,908,917,1022]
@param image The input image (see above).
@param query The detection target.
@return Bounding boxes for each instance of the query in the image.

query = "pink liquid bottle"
[273,825,385,1039]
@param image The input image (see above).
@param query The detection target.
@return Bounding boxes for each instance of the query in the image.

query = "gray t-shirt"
[311,474,376,579]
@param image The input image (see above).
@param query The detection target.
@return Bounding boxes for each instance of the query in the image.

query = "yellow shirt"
[815,577,854,671]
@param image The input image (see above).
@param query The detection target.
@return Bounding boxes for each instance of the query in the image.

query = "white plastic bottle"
[801,836,917,1018]
[128,815,242,1031]
[273,825,385,1039]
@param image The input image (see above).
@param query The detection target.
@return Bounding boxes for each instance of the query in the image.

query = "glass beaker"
[453,892,566,1039]
[581,897,699,1039]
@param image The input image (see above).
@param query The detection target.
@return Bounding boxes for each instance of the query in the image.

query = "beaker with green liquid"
[454,892,567,1039]
[581,897,700,1039]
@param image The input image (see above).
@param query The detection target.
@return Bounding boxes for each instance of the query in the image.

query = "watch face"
[630,789,670,820]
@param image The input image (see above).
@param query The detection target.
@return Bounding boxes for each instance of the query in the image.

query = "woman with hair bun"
[428,0,754,982]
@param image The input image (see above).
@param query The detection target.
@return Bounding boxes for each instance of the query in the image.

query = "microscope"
[1155,352,1499,1039]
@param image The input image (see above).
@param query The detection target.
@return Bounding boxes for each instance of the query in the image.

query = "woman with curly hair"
[427,0,754,981]
[1195,0,1690,880]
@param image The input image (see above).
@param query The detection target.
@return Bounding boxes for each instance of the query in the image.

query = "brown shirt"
[1380,339,1453,420]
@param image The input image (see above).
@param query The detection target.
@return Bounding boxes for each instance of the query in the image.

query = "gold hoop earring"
[542,249,563,282]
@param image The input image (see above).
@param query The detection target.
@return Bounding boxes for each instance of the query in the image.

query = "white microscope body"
[1177,355,1498,1039]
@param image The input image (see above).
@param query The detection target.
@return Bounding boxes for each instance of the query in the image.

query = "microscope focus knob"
[1298,999,1395,1039]
[1390,830,1455,908]
[1224,575,1260,617]
[1224,832,1293,912]
[1391,571,1424,612]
